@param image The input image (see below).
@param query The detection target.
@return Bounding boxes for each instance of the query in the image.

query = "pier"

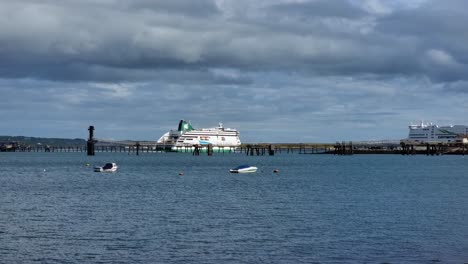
[399,142,466,156]
[2,140,466,155]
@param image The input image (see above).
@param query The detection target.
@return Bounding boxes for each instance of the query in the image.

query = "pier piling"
[268,144,275,156]
[193,145,200,156]
[207,144,213,156]
[136,142,140,156]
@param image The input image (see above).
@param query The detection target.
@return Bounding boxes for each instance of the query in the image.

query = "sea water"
[0,152,467,263]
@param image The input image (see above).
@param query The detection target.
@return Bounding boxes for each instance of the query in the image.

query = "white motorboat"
[94,163,118,172]
[229,165,257,173]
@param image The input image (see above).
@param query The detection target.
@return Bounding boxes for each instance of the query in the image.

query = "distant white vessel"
[229,165,258,173]
[407,121,468,143]
[94,163,118,172]
[157,120,241,151]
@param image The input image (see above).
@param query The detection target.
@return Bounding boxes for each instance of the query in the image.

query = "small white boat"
[94,163,118,172]
[229,165,257,173]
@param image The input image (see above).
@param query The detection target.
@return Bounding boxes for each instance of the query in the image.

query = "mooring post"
[268,144,275,156]
[87,126,95,156]
[136,142,140,156]
[207,144,213,156]
[193,145,200,156]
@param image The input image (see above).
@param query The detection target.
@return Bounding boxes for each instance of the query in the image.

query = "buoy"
[273,169,279,173]
[86,163,90,167]
[43,169,46,172]
[179,172,184,176]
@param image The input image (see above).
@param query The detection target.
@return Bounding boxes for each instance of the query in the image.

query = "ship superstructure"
[157,120,241,151]
[407,121,468,143]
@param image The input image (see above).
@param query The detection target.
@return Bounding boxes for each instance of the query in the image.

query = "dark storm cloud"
[375,0,468,82]
[0,0,467,84]
[0,60,252,84]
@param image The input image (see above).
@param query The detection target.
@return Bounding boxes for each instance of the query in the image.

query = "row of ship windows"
[182,136,233,138]
[179,137,228,141]
[410,136,457,139]
[183,134,237,137]
[416,128,468,133]
[411,134,460,136]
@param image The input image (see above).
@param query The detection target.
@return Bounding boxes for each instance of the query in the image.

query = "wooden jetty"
[399,141,467,156]
[3,141,467,155]
[4,125,467,155]
[4,141,467,155]
[3,125,467,155]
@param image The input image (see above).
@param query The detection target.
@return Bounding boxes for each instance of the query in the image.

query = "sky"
[1,0,467,143]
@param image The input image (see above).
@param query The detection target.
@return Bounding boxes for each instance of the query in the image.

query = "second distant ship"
[407,121,468,143]
[157,120,241,152]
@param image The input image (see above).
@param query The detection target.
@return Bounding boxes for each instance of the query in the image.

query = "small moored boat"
[229,165,257,173]
[94,163,118,172]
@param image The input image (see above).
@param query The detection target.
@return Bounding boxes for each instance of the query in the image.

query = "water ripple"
[0,153,467,263]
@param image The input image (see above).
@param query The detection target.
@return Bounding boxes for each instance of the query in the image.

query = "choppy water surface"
[1,153,467,263]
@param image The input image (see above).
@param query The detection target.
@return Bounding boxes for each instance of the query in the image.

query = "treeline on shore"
[0,136,86,147]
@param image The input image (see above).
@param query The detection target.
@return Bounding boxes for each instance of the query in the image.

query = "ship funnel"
[177,120,194,132]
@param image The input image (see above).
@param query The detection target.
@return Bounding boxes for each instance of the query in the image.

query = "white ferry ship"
[407,121,468,143]
[157,120,241,151]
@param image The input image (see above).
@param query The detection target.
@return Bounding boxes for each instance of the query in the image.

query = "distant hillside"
[0,136,86,147]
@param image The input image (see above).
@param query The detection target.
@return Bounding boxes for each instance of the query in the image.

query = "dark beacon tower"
[87,126,95,156]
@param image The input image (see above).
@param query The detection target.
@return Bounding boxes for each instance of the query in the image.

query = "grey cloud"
[1,0,468,142]
[1,71,467,141]
[375,0,468,82]
[268,0,368,19]
[2,0,468,83]
[122,0,220,16]
[444,81,468,93]
[377,0,468,39]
